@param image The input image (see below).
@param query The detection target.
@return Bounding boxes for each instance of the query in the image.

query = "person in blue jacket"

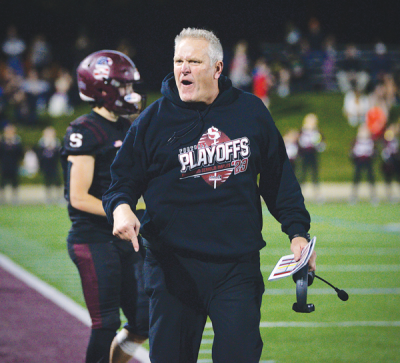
[103,28,316,363]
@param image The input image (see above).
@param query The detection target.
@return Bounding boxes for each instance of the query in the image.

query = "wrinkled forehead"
[174,38,210,60]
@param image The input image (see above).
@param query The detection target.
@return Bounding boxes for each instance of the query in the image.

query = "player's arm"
[68,154,106,216]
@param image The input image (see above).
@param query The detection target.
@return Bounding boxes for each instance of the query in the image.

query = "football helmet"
[77,50,146,115]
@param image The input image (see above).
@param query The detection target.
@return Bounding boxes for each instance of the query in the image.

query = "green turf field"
[1,202,399,362]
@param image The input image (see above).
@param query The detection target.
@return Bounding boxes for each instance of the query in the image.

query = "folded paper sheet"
[268,237,316,281]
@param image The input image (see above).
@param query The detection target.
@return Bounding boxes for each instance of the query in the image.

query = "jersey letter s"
[69,133,83,148]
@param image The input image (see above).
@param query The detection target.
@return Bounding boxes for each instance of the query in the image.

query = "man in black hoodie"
[103,28,316,363]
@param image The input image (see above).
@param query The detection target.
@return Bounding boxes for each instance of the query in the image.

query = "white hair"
[174,28,223,66]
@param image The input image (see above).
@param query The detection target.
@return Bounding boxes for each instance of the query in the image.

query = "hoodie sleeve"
[102,117,149,225]
[258,110,310,237]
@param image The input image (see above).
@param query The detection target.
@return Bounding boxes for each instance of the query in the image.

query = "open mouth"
[182,80,193,86]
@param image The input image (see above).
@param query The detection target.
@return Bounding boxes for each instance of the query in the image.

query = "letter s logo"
[69,133,83,148]
[207,127,221,141]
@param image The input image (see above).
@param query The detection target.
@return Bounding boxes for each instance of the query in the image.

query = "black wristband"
[289,233,310,243]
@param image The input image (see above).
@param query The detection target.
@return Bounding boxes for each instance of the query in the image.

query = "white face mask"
[124,92,142,104]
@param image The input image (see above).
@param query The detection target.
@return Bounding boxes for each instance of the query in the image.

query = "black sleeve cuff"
[289,232,310,243]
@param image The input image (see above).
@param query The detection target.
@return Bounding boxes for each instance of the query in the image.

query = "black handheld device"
[292,265,349,313]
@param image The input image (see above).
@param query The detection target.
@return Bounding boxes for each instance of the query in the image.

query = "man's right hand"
[112,204,141,252]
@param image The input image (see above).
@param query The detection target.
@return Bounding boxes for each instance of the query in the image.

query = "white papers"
[268,237,316,281]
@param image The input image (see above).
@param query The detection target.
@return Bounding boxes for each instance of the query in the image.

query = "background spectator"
[1,25,26,77]
[367,79,395,118]
[297,38,313,91]
[21,148,39,178]
[0,123,23,204]
[365,105,387,140]
[343,80,370,127]
[22,69,51,124]
[276,67,291,98]
[322,34,338,91]
[287,49,307,93]
[307,17,324,53]
[298,113,326,200]
[283,128,300,173]
[2,66,30,124]
[370,41,392,85]
[252,57,273,108]
[0,85,7,127]
[35,126,61,203]
[350,123,377,204]
[284,21,301,53]
[336,44,370,93]
[28,34,52,73]
[229,40,252,92]
[48,69,73,117]
[380,122,400,201]
[382,73,397,110]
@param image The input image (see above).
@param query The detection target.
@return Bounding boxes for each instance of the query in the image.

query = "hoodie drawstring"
[167,105,212,148]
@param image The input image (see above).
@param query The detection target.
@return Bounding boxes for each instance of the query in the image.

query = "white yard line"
[261,264,400,273]
[198,360,274,363]
[0,253,150,362]
[259,321,400,328]
[0,253,91,326]
[203,321,400,330]
[261,247,400,256]
[199,349,212,354]
[263,288,400,295]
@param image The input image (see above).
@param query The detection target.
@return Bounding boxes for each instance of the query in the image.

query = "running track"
[0,258,147,363]
[0,265,89,362]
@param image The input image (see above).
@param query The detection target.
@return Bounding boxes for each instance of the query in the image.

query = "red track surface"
[0,266,89,362]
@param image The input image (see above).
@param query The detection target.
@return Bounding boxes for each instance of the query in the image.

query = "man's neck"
[205,88,220,105]
[93,107,118,122]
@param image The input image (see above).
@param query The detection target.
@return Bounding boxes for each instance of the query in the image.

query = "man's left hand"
[290,237,317,271]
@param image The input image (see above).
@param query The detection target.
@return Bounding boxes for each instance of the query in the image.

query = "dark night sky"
[1,0,399,89]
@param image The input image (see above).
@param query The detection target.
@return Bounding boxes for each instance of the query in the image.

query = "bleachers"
[259,43,400,92]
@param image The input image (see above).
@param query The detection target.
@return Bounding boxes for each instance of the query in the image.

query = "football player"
[60,50,149,363]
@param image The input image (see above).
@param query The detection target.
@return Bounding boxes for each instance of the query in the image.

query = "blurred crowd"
[0,25,74,127]
[227,18,400,106]
[0,20,400,204]
[0,25,138,203]
[0,25,139,128]
[226,17,400,204]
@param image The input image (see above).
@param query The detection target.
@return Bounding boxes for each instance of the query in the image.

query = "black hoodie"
[103,73,310,257]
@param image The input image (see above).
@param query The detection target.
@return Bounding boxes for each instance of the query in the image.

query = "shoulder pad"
[63,114,108,155]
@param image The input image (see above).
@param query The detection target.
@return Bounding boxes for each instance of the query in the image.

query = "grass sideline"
[1,202,399,362]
